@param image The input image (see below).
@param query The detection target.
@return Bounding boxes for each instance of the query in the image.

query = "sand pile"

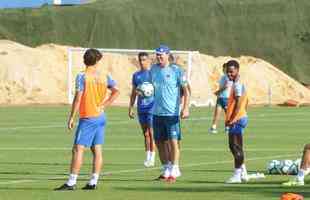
[0,40,309,105]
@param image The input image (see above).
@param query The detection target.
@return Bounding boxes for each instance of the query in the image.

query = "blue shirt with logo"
[150,64,187,116]
[132,70,154,114]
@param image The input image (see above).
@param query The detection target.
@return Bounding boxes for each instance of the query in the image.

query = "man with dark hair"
[150,45,190,183]
[225,60,249,183]
[129,52,156,167]
[55,48,119,190]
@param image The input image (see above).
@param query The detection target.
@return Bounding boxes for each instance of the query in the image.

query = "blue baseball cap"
[155,45,170,54]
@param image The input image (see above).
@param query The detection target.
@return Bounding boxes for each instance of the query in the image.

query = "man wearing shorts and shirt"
[129,52,156,167]
[225,60,249,184]
[150,45,190,182]
[55,49,119,190]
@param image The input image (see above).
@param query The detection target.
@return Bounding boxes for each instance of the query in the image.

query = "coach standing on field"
[150,45,190,183]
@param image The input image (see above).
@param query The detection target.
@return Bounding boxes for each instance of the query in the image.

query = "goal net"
[67,48,215,106]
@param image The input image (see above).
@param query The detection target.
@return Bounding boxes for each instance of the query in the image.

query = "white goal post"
[67,47,210,106]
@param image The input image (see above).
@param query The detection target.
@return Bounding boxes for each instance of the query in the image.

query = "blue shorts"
[138,113,153,127]
[74,113,106,147]
[229,117,248,135]
[153,115,181,141]
[217,97,228,110]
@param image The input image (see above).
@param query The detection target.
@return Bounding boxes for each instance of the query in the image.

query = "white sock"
[211,124,217,129]
[146,151,151,161]
[150,151,155,161]
[234,168,242,177]
[297,169,306,181]
[241,164,247,174]
[66,174,78,186]
[89,173,99,185]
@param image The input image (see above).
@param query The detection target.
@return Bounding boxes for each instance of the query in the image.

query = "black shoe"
[54,183,76,191]
[154,175,168,181]
[82,183,97,190]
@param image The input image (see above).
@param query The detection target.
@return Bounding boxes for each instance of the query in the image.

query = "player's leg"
[83,114,106,190]
[167,116,182,182]
[283,143,310,186]
[153,116,169,180]
[226,118,248,183]
[209,99,222,134]
[139,113,155,167]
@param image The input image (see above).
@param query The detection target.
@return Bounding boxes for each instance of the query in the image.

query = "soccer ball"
[136,82,154,98]
[288,162,299,175]
[267,160,281,174]
[280,160,293,174]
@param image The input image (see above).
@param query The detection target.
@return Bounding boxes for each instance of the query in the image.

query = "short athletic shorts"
[153,115,181,141]
[74,113,106,147]
[228,117,248,135]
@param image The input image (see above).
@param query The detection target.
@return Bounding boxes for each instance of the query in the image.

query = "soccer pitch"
[0,106,309,200]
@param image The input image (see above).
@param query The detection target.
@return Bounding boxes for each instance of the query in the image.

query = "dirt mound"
[0,40,310,105]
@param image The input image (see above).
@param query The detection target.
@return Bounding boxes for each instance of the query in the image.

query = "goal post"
[67,47,213,106]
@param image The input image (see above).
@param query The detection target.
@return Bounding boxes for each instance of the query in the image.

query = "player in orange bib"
[55,49,119,191]
[224,60,249,184]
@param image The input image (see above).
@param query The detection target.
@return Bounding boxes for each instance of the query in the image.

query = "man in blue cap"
[150,45,190,182]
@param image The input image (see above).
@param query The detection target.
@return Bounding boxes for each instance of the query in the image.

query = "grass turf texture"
[1,0,310,84]
[0,106,309,200]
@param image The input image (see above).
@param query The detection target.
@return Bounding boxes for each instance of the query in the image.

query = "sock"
[297,169,306,181]
[241,164,247,174]
[211,124,217,129]
[66,174,78,186]
[146,151,151,161]
[234,168,242,177]
[150,151,155,161]
[305,168,310,175]
[89,173,99,185]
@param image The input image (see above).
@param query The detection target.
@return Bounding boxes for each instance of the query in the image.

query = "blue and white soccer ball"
[280,160,293,174]
[136,82,154,98]
[267,160,281,174]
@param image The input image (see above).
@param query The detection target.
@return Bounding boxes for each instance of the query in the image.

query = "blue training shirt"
[218,75,233,98]
[150,63,187,116]
[132,70,154,114]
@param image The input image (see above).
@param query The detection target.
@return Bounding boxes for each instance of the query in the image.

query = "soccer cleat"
[54,183,76,191]
[166,176,176,183]
[82,183,97,190]
[154,175,168,181]
[144,159,155,168]
[282,179,304,186]
[241,170,249,182]
[225,175,242,184]
[209,127,218,134]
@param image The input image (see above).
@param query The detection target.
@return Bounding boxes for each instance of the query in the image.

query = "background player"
[209,63,233,134]
[128,52,156,167]
[225,60,249,183]
[55,49,119,190]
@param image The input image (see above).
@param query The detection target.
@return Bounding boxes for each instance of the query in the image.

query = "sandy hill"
[0,40,310,106]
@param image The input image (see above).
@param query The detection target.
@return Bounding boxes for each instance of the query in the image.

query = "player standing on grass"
[283,144,310,186]
[128,52,156,167]
[55,49,119,190]
[150,45,190,182]
[209,63,233,134]
[224,60,249,183]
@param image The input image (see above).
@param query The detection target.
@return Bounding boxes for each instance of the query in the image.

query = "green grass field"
[1,0,310,83]
[0,106,309,200]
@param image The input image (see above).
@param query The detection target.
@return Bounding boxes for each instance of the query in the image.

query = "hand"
[97,104,105,113]
[225,120,233,127]
[214,90,220,96]
[128,107,135,119]
[181,107,189,119]
[67,117,74,130]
